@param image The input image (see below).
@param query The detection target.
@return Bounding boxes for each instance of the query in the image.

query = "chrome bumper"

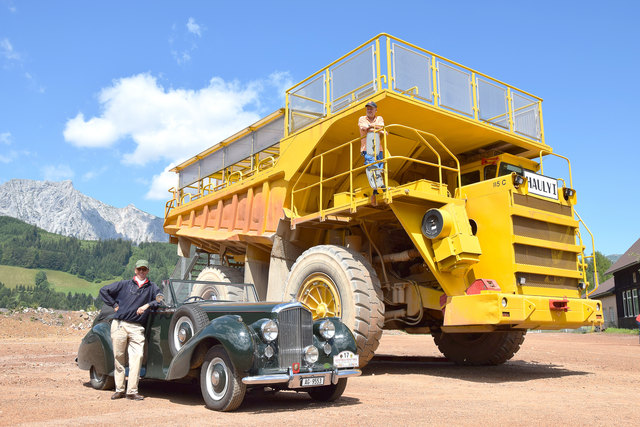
[242,369,361,388]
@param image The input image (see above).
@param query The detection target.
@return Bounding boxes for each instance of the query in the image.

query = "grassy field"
[0,265,114,296]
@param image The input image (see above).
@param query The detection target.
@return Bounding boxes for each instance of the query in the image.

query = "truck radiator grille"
[514,244,577,270]
[277,307,313,369]
[513,193,572,216]
[518,273,578,290]
[511,196,579,292]
[512,216,574,244]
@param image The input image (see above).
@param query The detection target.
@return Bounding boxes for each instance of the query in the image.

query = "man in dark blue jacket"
[99,259,162,401]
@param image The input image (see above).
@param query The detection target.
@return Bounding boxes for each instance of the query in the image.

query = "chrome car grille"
[277,306,313,369]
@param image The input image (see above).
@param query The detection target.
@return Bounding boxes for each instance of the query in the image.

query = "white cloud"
[64,73,262,166]
[0,133,16,163]
[0,151,16,163]
[186,18,202,37]
[64,113,120,147]
[43,164,75,181]
[65,71,292,202]
[82,166,108,181]
[0,38,20,61]
[268,71,294,103]
[146,164,178,201]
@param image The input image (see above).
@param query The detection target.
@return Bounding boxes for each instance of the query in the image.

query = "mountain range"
[0,179,166,243]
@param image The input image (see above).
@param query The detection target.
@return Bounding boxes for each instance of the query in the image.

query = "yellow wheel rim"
[297,273,342,320]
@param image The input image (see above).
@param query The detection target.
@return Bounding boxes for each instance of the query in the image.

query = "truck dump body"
[164,34,602,366]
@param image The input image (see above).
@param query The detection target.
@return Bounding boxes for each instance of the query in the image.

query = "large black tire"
[169,304,210,356]
[433,331,526,365]
[200,345,246,411]
[89,365,114,390]
[192,266,244,301]
[284,245,384,367]
[307,378,347,402]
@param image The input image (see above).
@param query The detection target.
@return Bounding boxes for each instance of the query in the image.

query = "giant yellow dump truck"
[164,34,603,366]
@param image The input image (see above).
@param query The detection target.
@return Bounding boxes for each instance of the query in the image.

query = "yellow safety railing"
[164,155,280,217]
[575,210,599,297]
[539,150,573,189]
[285,33,544,144]
[290,124,461,221]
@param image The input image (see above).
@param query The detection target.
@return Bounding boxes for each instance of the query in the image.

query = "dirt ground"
[1,309,639,426]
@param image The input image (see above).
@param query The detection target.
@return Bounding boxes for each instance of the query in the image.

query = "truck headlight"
[421,208,452,239]
[260,320,278,342]
[319,319,335,340]
[303,345,319,364]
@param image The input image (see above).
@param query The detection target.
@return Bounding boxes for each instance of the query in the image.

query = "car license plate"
[334,351,359,368]
[301,376,325,387]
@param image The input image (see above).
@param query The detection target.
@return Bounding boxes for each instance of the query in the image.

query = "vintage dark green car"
[77,278,361,411]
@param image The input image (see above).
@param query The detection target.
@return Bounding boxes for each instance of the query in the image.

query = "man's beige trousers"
[111,319,145,395]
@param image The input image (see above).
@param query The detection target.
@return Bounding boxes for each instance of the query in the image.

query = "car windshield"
[161,279,259,306]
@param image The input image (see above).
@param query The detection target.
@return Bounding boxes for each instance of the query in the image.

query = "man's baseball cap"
[365,101,377,108]
[135,259,149,269]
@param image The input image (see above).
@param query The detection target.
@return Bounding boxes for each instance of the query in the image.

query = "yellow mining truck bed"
[164,34,602,366]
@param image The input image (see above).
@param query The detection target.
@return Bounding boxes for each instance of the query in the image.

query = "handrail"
[575,210,599,297]
[285,33,544,144]
[539,150,573,188]
[165,154,280,216]
[290,124,460,220]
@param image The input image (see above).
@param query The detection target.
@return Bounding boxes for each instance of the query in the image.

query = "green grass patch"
[602,327,639,335]
[0,265,113,296]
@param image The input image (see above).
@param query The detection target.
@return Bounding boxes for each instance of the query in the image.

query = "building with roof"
[604,238,640,328]
[590,277,616,328]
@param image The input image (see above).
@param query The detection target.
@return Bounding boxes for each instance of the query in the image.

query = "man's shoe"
[111,391,125,400]
[126,393,144,401]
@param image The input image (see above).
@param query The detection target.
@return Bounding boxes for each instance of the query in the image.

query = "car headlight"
[303,345,319,364]
[318,319,336,340]
[260,320,278,342]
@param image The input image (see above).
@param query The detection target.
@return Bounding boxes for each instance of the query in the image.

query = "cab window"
[461,170,480,186]
[497,162,535,176]
[483,164,497,180]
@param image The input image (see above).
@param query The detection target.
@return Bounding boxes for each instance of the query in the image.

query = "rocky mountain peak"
[0,179,166,243]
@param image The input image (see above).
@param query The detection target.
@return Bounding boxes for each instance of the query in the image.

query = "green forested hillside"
[0,216,178,309]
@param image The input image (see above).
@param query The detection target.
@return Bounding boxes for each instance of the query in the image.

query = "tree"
[35,271,48,288]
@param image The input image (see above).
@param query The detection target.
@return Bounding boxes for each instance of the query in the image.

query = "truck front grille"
[277,306,313,369]
[511,194,579,292]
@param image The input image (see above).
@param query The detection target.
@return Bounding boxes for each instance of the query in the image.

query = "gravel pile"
[0,307,98,338]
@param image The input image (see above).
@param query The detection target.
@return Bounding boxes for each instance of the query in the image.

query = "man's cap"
[365,101,377,108]
[135,259,149,269]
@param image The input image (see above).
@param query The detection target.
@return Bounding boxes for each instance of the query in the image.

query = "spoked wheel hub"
[297,273,342,320]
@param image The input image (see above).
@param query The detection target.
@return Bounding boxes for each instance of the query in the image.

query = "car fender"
[77,321,114,375]
[331,319,358,353]
[166,315,254,380]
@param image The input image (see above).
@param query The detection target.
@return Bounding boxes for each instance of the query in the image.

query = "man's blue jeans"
[362,151,383,169]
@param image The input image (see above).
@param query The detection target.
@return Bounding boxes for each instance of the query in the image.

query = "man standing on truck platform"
[359,101,386,204]
[99,260,162,401]
[358,101,385,166]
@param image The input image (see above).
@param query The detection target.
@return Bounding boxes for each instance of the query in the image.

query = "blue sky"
[0,1,638,256]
